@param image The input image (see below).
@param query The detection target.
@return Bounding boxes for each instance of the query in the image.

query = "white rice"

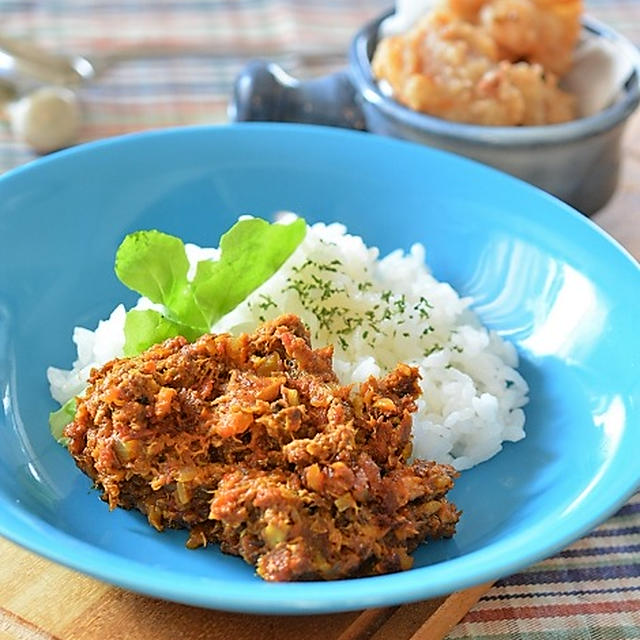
[47,221,528,470]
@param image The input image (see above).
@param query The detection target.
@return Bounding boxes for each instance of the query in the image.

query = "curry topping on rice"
[65,315,460,581]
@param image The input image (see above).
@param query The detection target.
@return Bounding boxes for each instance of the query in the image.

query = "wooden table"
[594,112,640,258]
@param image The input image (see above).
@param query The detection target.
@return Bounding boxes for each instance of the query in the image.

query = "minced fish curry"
[65,314,460,581]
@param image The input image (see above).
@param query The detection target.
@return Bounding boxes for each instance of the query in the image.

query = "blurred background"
[0,0,638,172]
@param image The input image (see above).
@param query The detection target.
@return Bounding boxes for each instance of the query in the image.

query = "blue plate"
[0,124,638,614]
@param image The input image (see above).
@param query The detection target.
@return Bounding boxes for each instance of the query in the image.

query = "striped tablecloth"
[0,2,638,639]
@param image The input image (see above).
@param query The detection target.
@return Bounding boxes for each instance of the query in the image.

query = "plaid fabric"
[0,0,388,169]
[0,2,638,639]
[449,492,640,639]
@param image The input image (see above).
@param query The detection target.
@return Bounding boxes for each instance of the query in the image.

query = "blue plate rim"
[1,121,638,270]
[0,122,638,614]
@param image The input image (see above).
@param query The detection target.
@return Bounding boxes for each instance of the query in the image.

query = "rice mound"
[48,222,528,470]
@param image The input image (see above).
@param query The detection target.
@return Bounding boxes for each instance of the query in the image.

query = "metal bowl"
[231,12,640,215]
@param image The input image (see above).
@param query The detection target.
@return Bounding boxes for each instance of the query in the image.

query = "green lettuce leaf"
[123,309,201,356]
[115,230,209,331]
[117,217,306,356]
[49,397,76,445]
[191,217,307,324]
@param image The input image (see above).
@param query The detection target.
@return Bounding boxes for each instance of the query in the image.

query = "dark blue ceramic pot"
[230,11,640,215]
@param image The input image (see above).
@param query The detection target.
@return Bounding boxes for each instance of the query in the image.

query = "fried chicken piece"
[65,314,459,581]
[470,0,582,76]
[372,1,577,125]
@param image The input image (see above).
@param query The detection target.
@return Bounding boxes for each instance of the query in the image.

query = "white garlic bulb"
[8,86,80,154]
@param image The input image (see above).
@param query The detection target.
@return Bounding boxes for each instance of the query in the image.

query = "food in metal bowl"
[372,0,582,125]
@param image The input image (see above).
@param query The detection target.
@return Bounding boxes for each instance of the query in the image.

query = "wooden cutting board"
[0,536,492,640]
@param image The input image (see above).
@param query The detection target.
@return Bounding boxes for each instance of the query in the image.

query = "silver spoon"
[0,34,347,88]
[0,35,91,86]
